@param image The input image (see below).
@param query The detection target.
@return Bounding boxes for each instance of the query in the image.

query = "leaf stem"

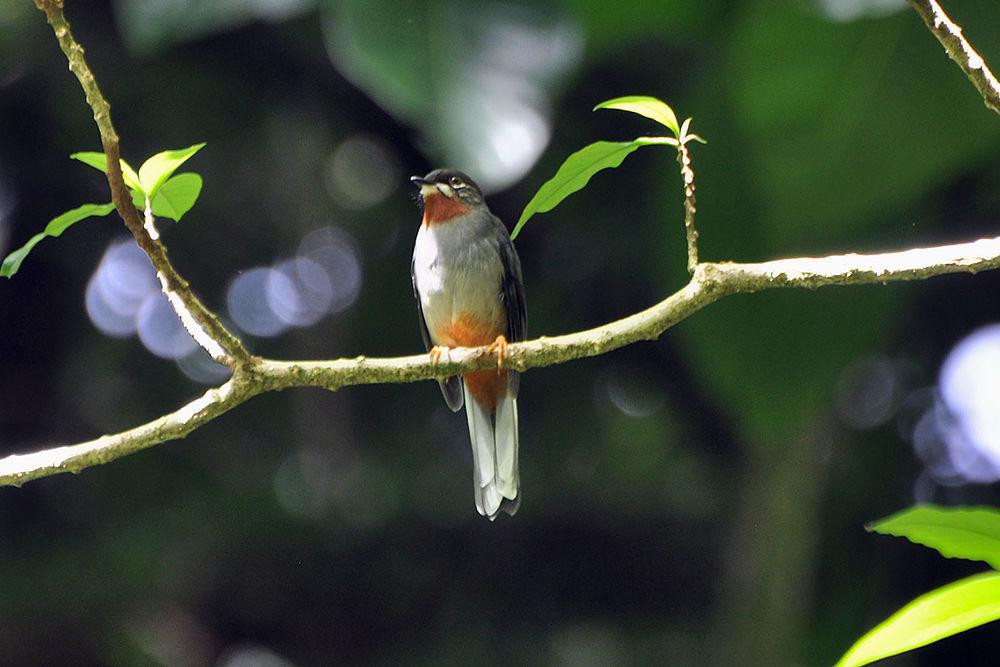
[677,120,700,274]
[143,196,159,240]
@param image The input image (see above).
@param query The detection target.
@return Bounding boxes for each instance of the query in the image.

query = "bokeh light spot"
[226,267,290,338]
[817,0,906,22]
[598,364,666,418]
[297,226,362,316]
[268,258,330,328]
[936,324,1000,481]
[217,644,295,667]
[835,354,905,429]
[176,347,232,385]
[137,292,199,360]
[325,134,399,209]
[86,274,140,338]
[227,227,362,339]
[910,325,1000,487]
[86,239,159,337]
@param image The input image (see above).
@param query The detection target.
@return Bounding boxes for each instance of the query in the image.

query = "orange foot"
[487,335,509,373]
[429,345,450,368]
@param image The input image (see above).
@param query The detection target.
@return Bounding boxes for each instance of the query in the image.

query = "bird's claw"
[429,345,450,369]
[487,335,509,374]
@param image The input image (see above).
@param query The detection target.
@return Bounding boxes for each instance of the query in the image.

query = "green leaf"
[869,505,1000,570]
[154,173,202,221]
[1,202,116,278]
[70,151,142,192]
[512,137,676,239]
[130,173,203,222]
[594,95,680,136]
[137,143,206,199]
[835,572,1000,667]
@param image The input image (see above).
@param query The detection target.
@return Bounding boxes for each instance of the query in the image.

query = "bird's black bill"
[410,175,430,186]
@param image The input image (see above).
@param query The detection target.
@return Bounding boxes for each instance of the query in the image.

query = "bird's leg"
[429,345,450,369]
[487,335,509,374]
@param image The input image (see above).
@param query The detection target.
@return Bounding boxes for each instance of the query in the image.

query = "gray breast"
[412,213,505,345]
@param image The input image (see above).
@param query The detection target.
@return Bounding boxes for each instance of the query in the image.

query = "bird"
[410,168,527,520]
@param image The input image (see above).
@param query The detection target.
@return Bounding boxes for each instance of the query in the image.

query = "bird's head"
[411,169,485,225]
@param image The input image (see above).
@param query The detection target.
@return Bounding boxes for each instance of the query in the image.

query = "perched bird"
[410,169,527,520]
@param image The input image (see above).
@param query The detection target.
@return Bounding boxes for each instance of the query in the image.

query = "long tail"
[464,385,519,520]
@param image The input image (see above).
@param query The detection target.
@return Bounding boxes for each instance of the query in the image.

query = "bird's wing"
[412,255,464,411]
[494,215,527,397]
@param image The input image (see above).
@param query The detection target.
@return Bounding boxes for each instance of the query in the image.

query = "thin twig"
[5,234,1000,486]
[907,0,1000,115]
[677,118,701,273]
[32,0,252,368]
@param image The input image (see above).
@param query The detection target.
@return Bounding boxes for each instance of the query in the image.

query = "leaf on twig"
[70,151,142,192]
[1,202,116,278]
[513,95,696,239]
[130,173,203,222]
[835,572,1000,667]
[512,138,676,239]
[868,505,1000,570]
[5,144,208,278]
[594,95,681,136]
[137,142,206,199]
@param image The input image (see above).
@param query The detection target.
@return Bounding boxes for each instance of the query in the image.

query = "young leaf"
[1,202,116,278]
[513,138,675,240]
[70,151,143,192]
[594,95,681,136]
[835,572,1000,667]
[150,173,203,221]
[869,505,1000,570]
[131,173,203,222]
[138,143,205,199]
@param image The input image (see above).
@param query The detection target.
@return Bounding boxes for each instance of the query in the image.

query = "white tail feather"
[494,396,519,501]
[463,384,519,520]
[464,384,497,518]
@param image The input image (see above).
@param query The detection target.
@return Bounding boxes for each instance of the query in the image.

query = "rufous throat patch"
[422,192,470,226]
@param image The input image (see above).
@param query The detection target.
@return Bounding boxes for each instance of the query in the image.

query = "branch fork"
[7,0,1000,487]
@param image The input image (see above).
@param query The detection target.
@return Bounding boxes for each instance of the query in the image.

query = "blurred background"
[2,0,1000,664]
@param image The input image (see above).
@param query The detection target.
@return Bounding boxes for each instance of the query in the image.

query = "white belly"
[413,220,504,346]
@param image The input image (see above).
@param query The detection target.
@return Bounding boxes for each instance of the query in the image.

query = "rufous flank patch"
[439,312,506,412]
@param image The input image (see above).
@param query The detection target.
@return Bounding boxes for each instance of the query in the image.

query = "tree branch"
[12,1,1000,488]
[0,378,254,487]
[907,0,1000,115]
[5,234,1000,487]
[32,0,252,368]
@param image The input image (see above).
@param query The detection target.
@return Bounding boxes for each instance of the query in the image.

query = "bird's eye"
[449,176,464,188]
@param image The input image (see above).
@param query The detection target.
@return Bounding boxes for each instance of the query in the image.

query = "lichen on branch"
[907,0,1000,114]
[8,0,1000,488]
[5,231,1000,487]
